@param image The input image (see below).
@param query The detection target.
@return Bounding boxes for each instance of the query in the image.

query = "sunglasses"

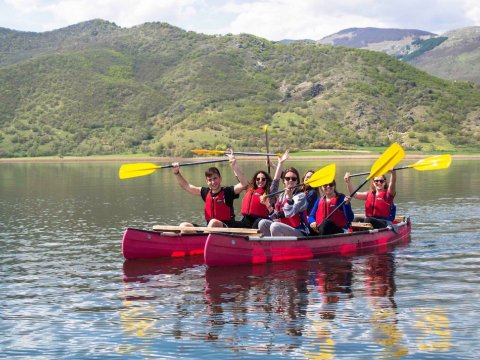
[322,183,335,188]
[284,176,298,181]
[256,177,266,181]
[373,179,385,184]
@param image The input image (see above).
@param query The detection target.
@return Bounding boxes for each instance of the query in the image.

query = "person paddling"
[308,179,353,235]
[344,169,397,229]
[172,149,248,228]
[238,151,289,228]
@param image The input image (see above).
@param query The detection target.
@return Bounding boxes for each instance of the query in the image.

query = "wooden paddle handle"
[152,225,261,235]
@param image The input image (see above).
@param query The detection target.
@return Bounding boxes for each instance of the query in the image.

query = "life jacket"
[315,195,348,228]
[241,188,269,218]
[365,190,394,220]
[275,196,308,229]
[204,188,234,222]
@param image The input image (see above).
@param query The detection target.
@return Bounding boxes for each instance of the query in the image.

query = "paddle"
[348,154,452,177]
[321,143,405,224]
[265,163,336,198]
[119,158,229,179]
[152,225,261,235]
[191,149,283,157]
[263,125,271,174]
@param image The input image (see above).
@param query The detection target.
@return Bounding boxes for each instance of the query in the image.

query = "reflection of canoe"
[122,256,205,282]
[204,217,411,267]
[122,228,207,260]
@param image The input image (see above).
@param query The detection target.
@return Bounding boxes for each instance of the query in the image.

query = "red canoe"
[204,217,411,267]
[122,228,207,260]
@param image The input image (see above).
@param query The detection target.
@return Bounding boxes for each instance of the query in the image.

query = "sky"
[1,0,479,41]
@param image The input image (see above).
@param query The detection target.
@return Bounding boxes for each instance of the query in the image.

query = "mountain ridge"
[0,20,478,158]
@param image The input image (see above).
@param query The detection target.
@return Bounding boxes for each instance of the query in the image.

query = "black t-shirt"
[200,186,238,208]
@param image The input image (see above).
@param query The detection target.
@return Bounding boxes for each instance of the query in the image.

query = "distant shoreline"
[0,154,478,163]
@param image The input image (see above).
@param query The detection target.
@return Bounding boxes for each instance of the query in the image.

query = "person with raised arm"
[172,149,248,228]
[344,170,397,229]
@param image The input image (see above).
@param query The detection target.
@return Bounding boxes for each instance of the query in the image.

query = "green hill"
[0,19,479,158]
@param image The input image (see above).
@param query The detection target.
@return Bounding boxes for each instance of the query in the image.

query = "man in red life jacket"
[172,149,248,228]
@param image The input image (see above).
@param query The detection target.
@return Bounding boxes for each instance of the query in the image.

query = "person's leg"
[258,219,273,236]
[365,217,388,229]
[207,219,225,228]
[317,219,343,235]
[270,222,304,237]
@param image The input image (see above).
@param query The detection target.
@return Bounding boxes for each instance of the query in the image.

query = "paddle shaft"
[172,158,229,168]
[349,165,410,177]
[266,183,302,198]
[152,225,261,235]
[265,127,271,174]
[322,179,368,223]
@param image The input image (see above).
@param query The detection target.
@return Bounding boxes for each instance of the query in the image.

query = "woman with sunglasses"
[344,170,396,229]
[308,180,354,235]
[238,170,273,228]
[239,151,289,228]
[258,166,310,237]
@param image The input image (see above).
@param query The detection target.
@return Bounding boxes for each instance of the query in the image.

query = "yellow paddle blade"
[408,155,452,171]
[119,163,162,179]
[263,125,269,132]
[368,143,405,180]
[305,163,336,188]
[191,149,224,155]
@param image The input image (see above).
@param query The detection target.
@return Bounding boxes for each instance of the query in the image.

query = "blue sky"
[1,0,479,40]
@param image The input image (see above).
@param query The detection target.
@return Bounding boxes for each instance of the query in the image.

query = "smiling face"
[283,171,298,186]
[372,176,387,191]
[304,171,314,182]
[321,182,336,197]
[206,174,222,192]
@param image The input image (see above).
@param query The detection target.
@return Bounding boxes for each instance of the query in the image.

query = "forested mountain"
[318,26,480,84]
[0,19,479,158]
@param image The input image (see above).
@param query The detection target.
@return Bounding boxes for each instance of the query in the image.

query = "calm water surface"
[1,159,479,359]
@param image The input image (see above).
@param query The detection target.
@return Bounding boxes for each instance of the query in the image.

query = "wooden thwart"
[152,225,262,235]
[351,222,374,230]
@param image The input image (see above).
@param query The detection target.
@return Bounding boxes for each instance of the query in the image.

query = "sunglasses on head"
[373,179,385,184]
[284,176,298,181]
[322,183,335,188]
[256,177,266,181]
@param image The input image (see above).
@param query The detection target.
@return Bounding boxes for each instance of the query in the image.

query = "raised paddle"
[263,125,271,174]
[119,158,229,180]
[265,163,336,198]
[348,154,452,177]
[322,143,405,224]
[191,149,283,157]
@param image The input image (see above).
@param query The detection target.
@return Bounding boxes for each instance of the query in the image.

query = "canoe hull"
[204,218,411,267]
[122,228,207,260]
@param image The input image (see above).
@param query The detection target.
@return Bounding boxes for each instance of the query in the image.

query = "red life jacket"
[365,190,394,219]
[315,195,348,228]
[275,197,307,229]
[241,188,269,218]
[204,188,233,222]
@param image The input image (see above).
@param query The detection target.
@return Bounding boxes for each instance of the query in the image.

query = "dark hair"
[321,179,339,197]
[282,167,301,194]
[248,170,272,191]
[205,167,221,178]
[302,169,320,196]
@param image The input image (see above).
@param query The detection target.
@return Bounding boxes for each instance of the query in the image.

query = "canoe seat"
[351,222,374,231]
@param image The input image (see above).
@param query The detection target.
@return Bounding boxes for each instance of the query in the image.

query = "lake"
[1,158,479,359]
